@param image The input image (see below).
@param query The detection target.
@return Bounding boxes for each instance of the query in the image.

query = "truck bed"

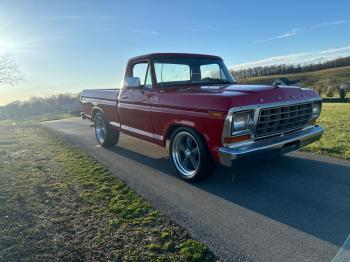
[80,89,119,101]
[80,89,120,123]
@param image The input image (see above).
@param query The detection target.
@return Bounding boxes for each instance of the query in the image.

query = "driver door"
[118,60,154,140]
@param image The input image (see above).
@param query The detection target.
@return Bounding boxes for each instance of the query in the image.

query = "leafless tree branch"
[0,53,24,86]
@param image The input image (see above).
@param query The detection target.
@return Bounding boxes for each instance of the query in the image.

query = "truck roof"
[129,53,222,61]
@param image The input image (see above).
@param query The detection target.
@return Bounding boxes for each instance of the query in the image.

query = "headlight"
[312,103,321,119]
[232,111,254,135]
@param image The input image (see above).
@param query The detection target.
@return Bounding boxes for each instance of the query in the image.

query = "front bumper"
[219,125,324,167]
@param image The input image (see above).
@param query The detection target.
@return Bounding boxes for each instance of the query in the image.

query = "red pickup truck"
[81,53,324,181]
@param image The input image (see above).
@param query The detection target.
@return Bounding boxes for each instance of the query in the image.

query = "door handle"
[121,95,128,99]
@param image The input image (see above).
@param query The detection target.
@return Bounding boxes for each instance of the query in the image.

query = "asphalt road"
[42,118,350,262]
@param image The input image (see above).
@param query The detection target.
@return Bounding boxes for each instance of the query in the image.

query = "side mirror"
[125,77,141,89]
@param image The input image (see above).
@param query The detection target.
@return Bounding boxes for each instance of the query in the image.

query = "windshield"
[153,57,236,87]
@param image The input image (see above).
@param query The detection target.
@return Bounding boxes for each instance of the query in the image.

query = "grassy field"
[238,65,350,89]
[0,125,215,261]
[304,103,350,160]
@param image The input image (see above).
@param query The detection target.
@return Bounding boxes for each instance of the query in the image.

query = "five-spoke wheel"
[170,127,215,181]
[172,132,200,178]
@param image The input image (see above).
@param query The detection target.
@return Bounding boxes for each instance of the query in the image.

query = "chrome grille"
[255,102,313,138]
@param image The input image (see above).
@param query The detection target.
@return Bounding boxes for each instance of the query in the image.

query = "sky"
[0,0,350,105]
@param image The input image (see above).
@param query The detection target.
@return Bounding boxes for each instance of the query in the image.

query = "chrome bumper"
[219,125,324,167]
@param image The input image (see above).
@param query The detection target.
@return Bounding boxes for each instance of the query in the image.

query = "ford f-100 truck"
[81,53,324,181]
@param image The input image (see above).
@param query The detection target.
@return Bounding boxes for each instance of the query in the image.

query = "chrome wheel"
[171,132,200,178]
[95,115,106,144]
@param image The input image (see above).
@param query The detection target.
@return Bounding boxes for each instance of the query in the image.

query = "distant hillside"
[231,56,350,80]
[238,66,350,87]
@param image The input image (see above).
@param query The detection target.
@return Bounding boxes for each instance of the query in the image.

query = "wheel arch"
[164,121,220,164]
[91,106,104,120]
[165,123,210,149]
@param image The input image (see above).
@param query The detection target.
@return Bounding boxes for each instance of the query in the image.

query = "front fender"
[161,116,225,163]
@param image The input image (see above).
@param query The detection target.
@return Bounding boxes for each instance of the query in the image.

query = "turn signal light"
[224,134,251,144]
[208,111,226,118]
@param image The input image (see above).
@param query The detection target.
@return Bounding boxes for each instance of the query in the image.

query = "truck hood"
[158,84,320,112]
[185,83,302,94]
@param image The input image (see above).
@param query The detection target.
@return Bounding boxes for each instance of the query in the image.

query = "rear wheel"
[94,112,119,147]
[170,128,216,182]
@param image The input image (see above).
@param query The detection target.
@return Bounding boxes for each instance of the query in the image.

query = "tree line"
[0,94,80,120]
[230,56,350,80]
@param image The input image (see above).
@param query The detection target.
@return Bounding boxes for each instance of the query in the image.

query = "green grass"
[238,65,350,88]
[0,125,216,261]
[303,103,350,160]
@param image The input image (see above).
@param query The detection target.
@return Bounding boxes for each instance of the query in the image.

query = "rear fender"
[92,106,104,120]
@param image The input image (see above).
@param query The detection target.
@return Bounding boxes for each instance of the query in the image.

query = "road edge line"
[332,234,350,262]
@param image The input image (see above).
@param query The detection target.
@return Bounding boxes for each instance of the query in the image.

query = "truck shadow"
[107,145,350,247]
[201,155,350,247]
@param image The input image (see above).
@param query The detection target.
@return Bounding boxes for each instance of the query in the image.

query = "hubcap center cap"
[185,149,191,157]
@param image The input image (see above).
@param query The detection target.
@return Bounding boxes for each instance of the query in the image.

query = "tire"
[169,127,216,182]
[94,112,119,147]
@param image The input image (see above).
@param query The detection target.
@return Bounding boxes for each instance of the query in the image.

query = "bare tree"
[0,53,23,85]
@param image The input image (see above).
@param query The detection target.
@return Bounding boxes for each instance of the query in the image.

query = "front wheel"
[169,128,216,182]
[94,112,119,147]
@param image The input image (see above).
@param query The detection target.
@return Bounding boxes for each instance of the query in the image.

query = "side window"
[132,62,148,86]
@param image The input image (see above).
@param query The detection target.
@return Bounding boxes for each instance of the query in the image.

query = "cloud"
[0,37,43,53]
[320,45,350,54]
[0,46,39,53]
[310,20,346,29]
[92,15,118,20]
[94,27,114,32]
[43,15,81,21]
[47,35,70,40]
[254,20,346,44]
[130,29,159,35]
[231,44,350,70]
[254,29,298,43]
[40,15,120,21]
